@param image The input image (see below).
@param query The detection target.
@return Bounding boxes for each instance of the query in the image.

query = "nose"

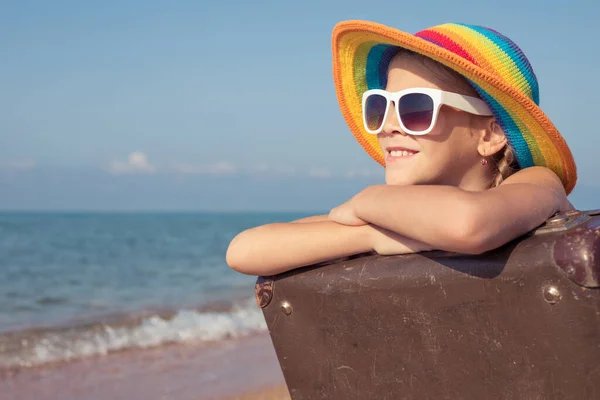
[380,101,407,137]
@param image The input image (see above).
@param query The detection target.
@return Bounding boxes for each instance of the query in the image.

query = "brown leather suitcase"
[256,209,600,400]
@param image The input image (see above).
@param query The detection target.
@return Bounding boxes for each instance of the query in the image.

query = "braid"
[492,145,517,187]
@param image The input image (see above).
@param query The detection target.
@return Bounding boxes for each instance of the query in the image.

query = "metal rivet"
[281,302,293,315]
[544,286,562,304]
[565,265,576,276]
[547,214,568,225]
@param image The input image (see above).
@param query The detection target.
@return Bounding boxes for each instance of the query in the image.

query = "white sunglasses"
[362,88,493,135]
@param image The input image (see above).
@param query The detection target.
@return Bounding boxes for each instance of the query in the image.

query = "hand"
[368,225,433,255]
[329,199,367,226]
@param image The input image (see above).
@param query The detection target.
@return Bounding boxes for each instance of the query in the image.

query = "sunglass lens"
[364,94,387,132]
[399,93,434,132]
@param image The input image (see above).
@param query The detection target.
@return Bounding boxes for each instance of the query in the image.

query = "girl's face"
[378,54,493,190]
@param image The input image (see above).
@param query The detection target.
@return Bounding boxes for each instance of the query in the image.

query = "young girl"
[226,21,576,276]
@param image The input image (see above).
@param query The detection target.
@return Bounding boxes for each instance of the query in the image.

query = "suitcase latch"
[534,210,591,235]
[255,276,274,308]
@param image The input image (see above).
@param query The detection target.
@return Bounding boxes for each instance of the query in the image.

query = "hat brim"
[332,20,577,194]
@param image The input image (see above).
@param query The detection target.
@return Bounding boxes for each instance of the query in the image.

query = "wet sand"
[219,384,291,400]
[1,332,289,400]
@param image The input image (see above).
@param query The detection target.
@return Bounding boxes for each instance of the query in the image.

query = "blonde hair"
[491,145,518,187]
[395,50,479,96]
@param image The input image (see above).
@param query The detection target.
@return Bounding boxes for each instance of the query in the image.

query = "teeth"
[390,150,415,157]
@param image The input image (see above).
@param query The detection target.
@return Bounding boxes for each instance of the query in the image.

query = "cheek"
[382,112,478,185]
[414,131,470,178]
[428,110,456,138]
[425,112,476,159]
[377,136,386,153]
[417,140,453,175]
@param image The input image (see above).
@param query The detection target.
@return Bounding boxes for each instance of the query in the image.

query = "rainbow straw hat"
[332,20,577,194]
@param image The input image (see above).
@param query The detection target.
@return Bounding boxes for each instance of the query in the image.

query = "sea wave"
[0,297,266,369]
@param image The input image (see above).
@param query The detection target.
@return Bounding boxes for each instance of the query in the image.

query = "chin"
[385,172,417,186]
[385,168,441,186]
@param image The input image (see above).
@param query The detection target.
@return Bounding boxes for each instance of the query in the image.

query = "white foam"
[3,298,267,368]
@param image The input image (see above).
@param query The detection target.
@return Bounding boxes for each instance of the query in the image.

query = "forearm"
[291,214,329,223]
[352,185,480,252]
[352,183,559,254]
[226,221,372,276]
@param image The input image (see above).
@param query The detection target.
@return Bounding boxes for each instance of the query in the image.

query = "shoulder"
[502,166,564,191]
[502,166,562,187]
[501,167,574,211]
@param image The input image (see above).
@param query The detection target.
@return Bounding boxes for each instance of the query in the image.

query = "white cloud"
[309,168,332,179]
[173,161,237,175]
[250,163,296,176]
[251,163,269,173]
[108,152,156,175]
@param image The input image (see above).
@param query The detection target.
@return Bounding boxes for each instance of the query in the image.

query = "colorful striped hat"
[332,21,577,194]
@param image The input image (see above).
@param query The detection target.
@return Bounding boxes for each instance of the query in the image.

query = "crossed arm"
[226,167,571,276]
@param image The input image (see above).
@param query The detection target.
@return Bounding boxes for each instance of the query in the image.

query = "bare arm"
[348,167,568,254]
[291,214,329,223]
[226,221,430,276]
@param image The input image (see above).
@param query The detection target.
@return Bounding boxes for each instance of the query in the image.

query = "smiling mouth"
[386,147,419,159]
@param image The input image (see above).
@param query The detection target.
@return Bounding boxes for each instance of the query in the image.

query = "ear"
[477,118,506,158]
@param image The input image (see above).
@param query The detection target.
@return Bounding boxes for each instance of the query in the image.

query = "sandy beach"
[220,385,290,400]
[1,332,290,400]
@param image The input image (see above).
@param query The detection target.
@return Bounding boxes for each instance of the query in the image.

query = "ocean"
[0,211,309,371]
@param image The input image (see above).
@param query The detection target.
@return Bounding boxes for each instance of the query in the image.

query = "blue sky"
[1,0,599,211]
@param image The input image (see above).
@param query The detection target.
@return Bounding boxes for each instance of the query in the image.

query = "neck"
[454,163,496,192]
